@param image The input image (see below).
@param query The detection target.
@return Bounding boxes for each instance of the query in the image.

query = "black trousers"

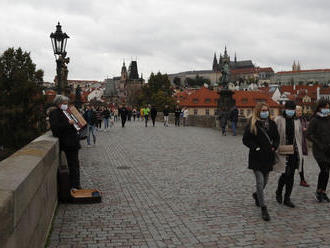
[175,117,180,126]
[145,115,149,127]
[64,149,81,189]
[151,116,156,126]
[278,154,298,200]
[121,116,126,127]
[317,162,330,191]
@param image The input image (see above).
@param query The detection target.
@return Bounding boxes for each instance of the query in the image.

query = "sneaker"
[87,144,91,148]
[300,180,310,187]
[252,193,260,207]
[315,192,323,202]
[322,192,330,202]
[283,199,295,208]
[261,206,270,221]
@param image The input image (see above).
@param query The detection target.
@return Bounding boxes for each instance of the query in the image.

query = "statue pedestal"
[218,89,235,113]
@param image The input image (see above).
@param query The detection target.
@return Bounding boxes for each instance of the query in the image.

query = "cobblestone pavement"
[48,120,330,248]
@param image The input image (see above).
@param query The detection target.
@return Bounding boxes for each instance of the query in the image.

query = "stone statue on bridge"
[220,61,230,89]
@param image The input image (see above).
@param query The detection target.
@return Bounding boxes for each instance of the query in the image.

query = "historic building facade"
[104,60,144,105]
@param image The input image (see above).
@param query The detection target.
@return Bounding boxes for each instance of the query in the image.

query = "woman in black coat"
[307,99,330,202]
[243,103,280,221]
[49,95,81,190]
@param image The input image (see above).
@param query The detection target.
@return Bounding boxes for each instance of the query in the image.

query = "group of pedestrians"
[243,100,330,222]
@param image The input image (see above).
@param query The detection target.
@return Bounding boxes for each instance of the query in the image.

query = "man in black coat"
[150,106,158,127]
[174,105,181,126]
[119,105,128,127]
[49,95,81,189]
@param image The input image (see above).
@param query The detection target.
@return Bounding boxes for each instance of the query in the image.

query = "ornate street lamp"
[50,22,70,95]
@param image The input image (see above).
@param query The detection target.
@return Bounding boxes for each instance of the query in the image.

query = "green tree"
[184,75,210,88]
[136,72,175,110]
[0,47,46,160]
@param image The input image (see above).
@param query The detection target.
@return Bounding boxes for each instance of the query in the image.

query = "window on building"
[214,109,218,115]
[205,98,211,103]
[194,109,198,115]
[242,98,248,104]
[205,109,210,115]
[247,109,252,116]
[239,109,244,116]
[193,98,198,104]
[270,109,274,116]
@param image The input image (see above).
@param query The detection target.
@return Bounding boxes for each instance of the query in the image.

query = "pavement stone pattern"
[48,120,330,248]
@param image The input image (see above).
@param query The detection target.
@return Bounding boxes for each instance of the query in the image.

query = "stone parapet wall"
[155,113,247,133]
[0,133,59,248]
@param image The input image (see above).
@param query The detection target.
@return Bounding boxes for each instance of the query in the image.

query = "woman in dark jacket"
[307,100,330,202]
[243,103,280,221]
[49,95,81,189]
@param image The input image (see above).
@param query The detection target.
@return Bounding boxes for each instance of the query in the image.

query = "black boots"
[283,198,295,208]
[261,206,270,221]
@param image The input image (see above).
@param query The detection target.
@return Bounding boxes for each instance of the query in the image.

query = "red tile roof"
[179,87,281,109]
[179,87,219,107]
[233,91,281,108]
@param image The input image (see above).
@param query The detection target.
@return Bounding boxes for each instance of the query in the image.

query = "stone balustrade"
[0,132,59,248]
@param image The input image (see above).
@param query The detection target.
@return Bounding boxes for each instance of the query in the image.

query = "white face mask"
[60,104,68,111]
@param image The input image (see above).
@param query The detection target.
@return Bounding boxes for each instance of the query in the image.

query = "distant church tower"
[212,53,218,72]
[292,61,297,71]
[121,61,128,81]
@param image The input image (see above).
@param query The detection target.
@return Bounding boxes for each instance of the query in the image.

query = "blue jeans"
[104,118,109,129]
[232,121,237,136]
[87,124,96,145]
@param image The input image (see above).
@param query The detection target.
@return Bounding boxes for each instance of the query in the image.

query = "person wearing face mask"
[274,101,303,208]
[49,95,81,190]
[243,103,280,221]
[307,100,330,202]
[295,105,310,187]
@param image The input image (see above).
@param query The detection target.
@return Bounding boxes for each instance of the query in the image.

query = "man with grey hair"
[49,95,81,190]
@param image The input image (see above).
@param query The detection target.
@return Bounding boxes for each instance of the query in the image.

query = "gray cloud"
[1,0,330,81]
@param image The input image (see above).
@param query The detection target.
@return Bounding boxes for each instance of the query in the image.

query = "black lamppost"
[50,22,70,95]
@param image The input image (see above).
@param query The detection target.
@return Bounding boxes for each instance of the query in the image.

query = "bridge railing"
[0,132,59,248]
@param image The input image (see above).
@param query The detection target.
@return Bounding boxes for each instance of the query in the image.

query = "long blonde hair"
[250,103,269,135]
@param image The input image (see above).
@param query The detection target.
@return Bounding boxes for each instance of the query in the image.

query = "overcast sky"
[1,0,330,82]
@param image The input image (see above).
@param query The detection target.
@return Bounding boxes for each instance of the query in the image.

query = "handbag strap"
[258,125,273,146]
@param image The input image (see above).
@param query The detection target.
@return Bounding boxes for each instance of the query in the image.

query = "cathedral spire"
[292,60,296,71]
[297,61,301,71]
[234,52,237,63]
[224,46,228,57]
[212,52,218,72]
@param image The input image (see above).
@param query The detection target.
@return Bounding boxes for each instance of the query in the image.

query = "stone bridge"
[47,121,329,247]
[1,120,329,248]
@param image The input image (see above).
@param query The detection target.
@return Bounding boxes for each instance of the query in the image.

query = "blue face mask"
[285,109,295,117]
[260,111,269,119]
[320,108,330,115]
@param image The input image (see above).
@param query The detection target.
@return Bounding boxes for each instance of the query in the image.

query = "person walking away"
[102,107,110,131]
[307,100,330,202]
[143,105,151,127]
[275,101,303,208]
[296,105,310,187]
[127,107,132,121]
[163,105,170,127]
[83,105,97,147]
[95,107,103,130]
[119,105,128,128]
[50,95,82,190]
[243,103,280,221]
[175,106,181,126]
[132,108,137,121]
[230,105,239,136]
[150,105,158,127]
[140,107,144,122]
[219,108,228,136]
[114,108,119,122]
[182,107,189,127]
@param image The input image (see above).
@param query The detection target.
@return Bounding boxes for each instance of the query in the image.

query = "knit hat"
[285,100,296,110]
